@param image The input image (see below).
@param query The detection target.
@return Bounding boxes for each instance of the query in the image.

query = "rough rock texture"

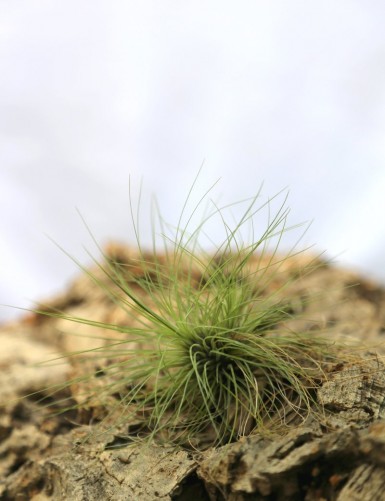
[1,246,385,500]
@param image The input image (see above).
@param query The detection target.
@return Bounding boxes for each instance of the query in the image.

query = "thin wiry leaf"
[31,182,344,449]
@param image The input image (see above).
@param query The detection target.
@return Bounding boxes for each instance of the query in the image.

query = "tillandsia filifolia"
[32,176,343,449]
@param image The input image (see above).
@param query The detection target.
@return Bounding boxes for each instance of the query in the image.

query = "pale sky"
[1,1,385,321]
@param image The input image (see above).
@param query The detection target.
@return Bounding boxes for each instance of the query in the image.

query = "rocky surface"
[1,246,385,500]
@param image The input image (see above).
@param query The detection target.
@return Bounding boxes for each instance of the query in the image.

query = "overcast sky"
[1,1,385,322]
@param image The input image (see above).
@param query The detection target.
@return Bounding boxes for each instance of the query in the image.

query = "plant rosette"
[31,178,349,449]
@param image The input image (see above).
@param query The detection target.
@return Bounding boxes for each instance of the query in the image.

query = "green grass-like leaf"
[32,179,341,449]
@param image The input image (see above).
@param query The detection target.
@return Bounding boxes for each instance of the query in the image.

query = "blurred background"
[1,1,385,322]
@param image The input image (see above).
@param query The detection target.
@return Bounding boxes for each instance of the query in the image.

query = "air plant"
[33,177,340,449]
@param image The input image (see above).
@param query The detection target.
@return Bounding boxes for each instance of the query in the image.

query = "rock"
[1,247,385,500]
